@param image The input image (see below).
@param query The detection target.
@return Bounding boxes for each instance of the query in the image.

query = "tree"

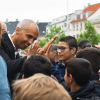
[39,25,66,47]
[77,21,100,45]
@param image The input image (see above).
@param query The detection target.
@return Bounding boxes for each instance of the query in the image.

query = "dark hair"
[50,57,56,66]
[51,44,58,52]
[65,58,92,86]
[59,36,77,53]
[76,47,100,73]
[23,54,52,78]
[81,43,97,49]
[78,39,90,48]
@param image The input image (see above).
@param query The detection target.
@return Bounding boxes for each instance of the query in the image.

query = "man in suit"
[0,19,39,94]
[0,19,58,95]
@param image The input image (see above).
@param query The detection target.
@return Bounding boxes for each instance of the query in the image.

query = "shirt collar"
[8,34,21,52]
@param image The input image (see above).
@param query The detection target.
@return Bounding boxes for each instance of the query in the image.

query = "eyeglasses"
[57,46,74,52]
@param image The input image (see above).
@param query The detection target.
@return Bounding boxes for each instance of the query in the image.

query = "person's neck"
[62,56,74,64]
[10,33,18,50]
[71,83,82,92]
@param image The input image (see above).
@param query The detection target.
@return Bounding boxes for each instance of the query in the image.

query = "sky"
[0,0,100,22]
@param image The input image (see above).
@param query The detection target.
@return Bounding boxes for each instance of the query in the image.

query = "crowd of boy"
[0,19,100,100]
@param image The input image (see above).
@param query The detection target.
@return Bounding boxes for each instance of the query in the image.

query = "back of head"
[65,58,92,86]
[76,47,100,73]
[17,19,39,31]
[78,39,90,49]
[59,36,77,53]
[23,54,52,78]
[13,74,71,100]
[81,43,96,49]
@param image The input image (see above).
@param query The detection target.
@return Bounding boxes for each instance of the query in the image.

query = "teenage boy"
[56,36,77,77]
[64,58,100,100]
[76,47,100,97]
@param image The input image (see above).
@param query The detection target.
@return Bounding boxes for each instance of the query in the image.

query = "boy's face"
[58,41,74,64]
[64,69,71,89]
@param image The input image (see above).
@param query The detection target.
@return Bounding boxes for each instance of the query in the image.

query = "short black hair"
[81,43,96,49]
[76,47,100,73]
[59,36,77,53]
[65,58,92,86]
[23,54,52,78]
[78,39,90,48]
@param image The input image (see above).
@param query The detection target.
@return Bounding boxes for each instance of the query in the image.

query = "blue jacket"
[52,65,69,90]
[90,72,100,97]
[56,60,66,77]
[69,81,95,99]
[0,56,11,100]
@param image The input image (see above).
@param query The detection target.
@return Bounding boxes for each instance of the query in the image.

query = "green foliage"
[39,25,66,47]
[77,21,100,45]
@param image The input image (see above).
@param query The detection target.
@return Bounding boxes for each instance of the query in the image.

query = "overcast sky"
[0,0,100,22]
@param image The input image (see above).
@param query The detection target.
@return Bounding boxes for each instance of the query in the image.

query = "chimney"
[36,20,39,24]
[16,19,18,21]
[88,3,90,6]
[6,19,8,22]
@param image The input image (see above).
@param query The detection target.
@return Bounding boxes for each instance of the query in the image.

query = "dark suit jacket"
[0,32,27,92]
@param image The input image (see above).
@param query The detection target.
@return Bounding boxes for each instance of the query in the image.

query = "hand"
[27,41,40,59]
[38,35,58,54]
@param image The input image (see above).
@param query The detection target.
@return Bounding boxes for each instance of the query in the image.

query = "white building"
[46,10,83,36]
[70,3,100,38]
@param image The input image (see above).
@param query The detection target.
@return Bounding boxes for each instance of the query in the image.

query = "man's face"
[64,69,71,88]
[16,23,39,49]
[58,41,74,63]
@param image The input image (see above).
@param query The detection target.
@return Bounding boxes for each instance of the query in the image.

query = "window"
[76,23,78,30]
[43,31,45,33]
[64,23,66,27]
[77,34,79,38]
[80,23,82,30]
[73,24,75,31]
[97,26,100,29]
[73,35,75,37]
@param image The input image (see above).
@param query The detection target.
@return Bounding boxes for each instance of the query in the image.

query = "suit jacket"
[0,33,27,92]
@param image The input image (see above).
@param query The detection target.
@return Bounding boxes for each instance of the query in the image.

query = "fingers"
[45,44,52,59]
[27,41,40,58]
[46,43,52,55]
[38,35,58,54]
[50,35,58,43]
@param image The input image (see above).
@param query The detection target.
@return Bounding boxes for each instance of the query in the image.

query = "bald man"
[0,20,7,33]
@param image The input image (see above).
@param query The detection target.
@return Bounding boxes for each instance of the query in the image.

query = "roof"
[71,3,100,22]
[5,21,48,36]
[6,21,19,34]
[37,23,48,35]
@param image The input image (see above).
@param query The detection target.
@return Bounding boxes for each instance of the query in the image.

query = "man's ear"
[22,75,24,79]
[71,48,76,55]
[69,74,73,83]
[15,27,21,34]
